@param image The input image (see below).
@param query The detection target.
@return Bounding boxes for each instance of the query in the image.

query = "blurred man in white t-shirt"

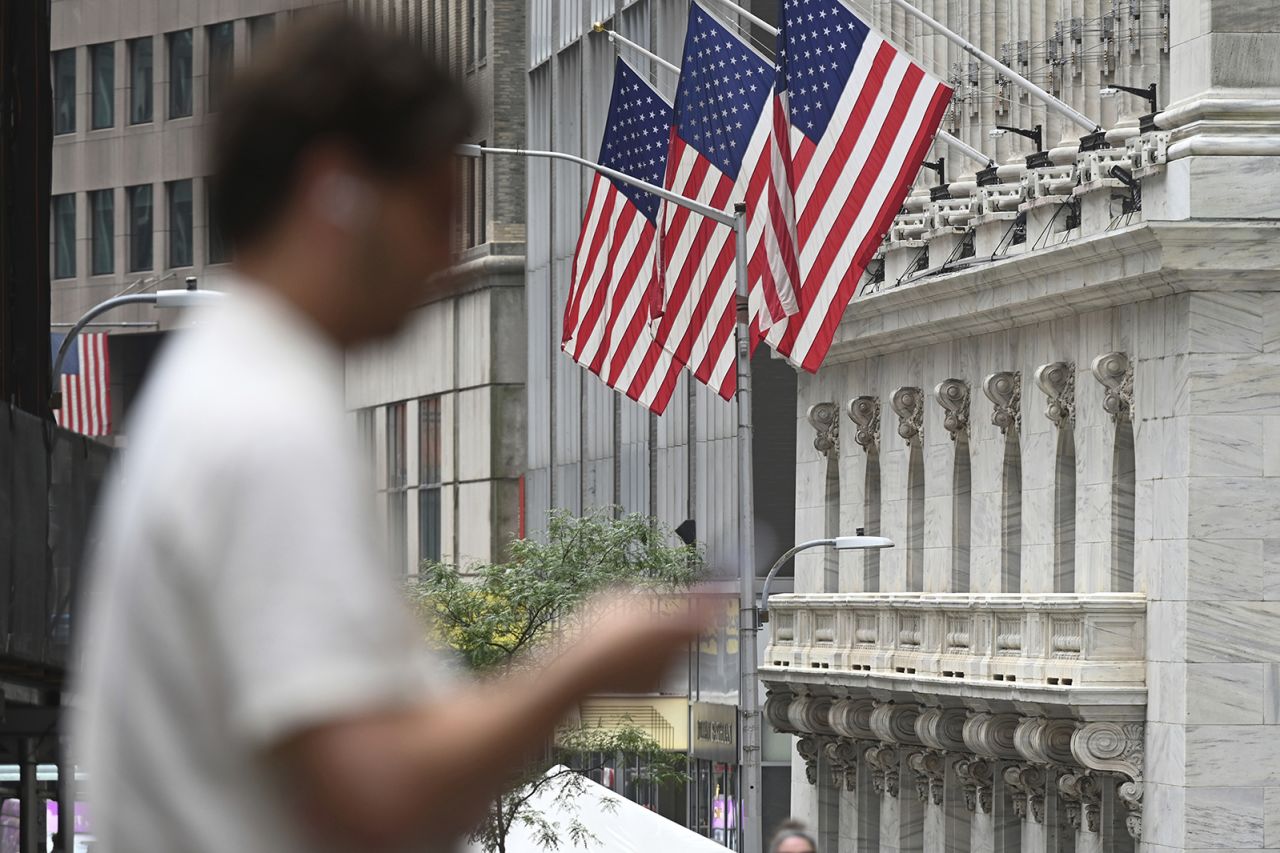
[72,14,706,853]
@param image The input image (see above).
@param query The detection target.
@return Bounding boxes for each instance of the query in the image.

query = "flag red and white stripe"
[761,0,952,372]
[52,331,112,437]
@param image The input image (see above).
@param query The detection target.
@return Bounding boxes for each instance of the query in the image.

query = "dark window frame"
[166,179,193,268]
[128,37,154,125]
[89,189,115,276]
[89,42,115,130]
[53,49,76,135]
[126,184,154,272]
[167,29,194,119]
[52,194,77,280]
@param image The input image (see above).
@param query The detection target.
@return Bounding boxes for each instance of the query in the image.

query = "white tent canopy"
[465,766,728,853]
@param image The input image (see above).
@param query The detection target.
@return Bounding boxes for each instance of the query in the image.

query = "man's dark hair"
[209,13,473,249]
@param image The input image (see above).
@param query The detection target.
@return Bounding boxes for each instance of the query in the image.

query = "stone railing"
[764,592,1145,697]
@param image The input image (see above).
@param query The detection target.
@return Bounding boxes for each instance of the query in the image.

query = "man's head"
[209,13,473,343]
[769,821,817,853]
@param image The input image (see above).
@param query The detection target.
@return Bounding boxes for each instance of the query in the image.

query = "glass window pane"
[129,38,153,124]
[248,15,276,58]
[127,184,153,272]
[90,43,114,129]
[386,402,407,489]
[206,180,229,264]
[90,190,114,275]
[167,180,192,268]
[53,49,76,135]
[419,488,441,563]
[388,490,407,573]
[167,30,193,118]
[477,0,487,61]
[52,194,76,280]
[419,397,441,485]
[206,22,234,112]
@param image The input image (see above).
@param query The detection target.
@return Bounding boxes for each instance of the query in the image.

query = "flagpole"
[732,201,761,853]
[937,130,995,168]
[591,24,681,76]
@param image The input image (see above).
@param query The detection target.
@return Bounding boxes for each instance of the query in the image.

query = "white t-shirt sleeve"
[204,424,443,749]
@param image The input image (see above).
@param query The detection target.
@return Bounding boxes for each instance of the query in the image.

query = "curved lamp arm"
[758,535,895,623]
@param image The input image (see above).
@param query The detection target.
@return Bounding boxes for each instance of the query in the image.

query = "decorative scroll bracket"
[1072,721,1145,840]
[807,402,840,458]
[983,371,1022,435]
[1058,770,1102,833]
[847,396,881,453]
[1034,361,1076,429]
[1003,763,1048,824]
[891,386,925,447]
[907,750,947,806]
[954,756,994,814]
[934,378,971,441]
[1091,351,1134,423]
[864,743,901,798]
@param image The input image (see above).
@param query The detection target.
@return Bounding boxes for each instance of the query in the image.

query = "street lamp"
[50,281,226,410]
[457,142,765,851]
[756,534,896,623]
[1100,82,1160,132]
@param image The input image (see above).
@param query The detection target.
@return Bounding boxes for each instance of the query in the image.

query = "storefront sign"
[690,701,738,763]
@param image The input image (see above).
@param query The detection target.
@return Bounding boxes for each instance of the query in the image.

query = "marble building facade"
[762,0,1280,852]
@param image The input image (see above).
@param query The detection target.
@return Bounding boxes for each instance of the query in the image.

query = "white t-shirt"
[73,282,452,853]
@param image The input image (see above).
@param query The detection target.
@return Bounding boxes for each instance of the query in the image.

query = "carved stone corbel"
[916,706,968,753]
[847,396,880,452]
[797,736,822,786]
[864,743,901,798]
[953,756,994,814]
[983,372,1022,435]
[1013,717,1078,767]
[829,696,877,741]
[807,402,840,458]
[1057,770,1102,833]
[1090,352,1133,422]
[764,688,798,734]
[870,701,923,746]
[890,387,924,447]
[824,738,862,792]
[1003,763,1048,824]
[1072,721,1145,840]
[962,711,1022,762]
[934,379,970,441]
[1034,362,1075,428]
[787,694,835,738]
[907,750,946,806]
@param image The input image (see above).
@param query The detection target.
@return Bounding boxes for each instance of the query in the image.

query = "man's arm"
[271,597,706,850]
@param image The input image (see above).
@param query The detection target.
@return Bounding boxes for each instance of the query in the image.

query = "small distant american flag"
[561,58,684,414]
[762,0,952,372]
[51,332,112,436]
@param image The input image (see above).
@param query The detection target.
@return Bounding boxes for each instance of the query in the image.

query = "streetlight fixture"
[756,533,896,623]
[458,142,766,851]
[50,279,226,410]
[1100,82,1160,132]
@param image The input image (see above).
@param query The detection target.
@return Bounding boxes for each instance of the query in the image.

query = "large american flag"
[760,0,952,371]
[561,58,684,414]
[51,331,112,436]
[647,2,795,403]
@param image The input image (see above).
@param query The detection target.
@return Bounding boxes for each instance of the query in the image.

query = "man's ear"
[310,171,374,232]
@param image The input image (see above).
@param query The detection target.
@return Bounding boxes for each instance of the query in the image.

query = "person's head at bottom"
[770,819,818,853]
[209,11,473,346]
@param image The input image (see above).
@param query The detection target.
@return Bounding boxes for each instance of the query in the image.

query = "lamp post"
[456,144,764,851]
[50,283,226,411]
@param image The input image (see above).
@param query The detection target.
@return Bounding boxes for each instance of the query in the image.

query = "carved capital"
[864,743,901,798]
[807,402,840,457]
[890,386,925,447]
[962,711,1021,761]
[1058,770,1102,833]
[1003,763,1048,824]
[847,396,881,452]
[1072,720,1145,841]
[1034,361,1075,428]
[797,736,822,786]
[1090,351,1134,422]
[954,756,994,814]
[870,701,923,746]
[829,696,877,741]
[824,738,863,792]
[1014,717,1078,767]
[934,379,970,441]
[916,706,968,753]
[907,750,946,806]
[983,371,1022,435]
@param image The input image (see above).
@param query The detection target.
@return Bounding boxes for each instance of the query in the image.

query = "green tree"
[409,509,702,853]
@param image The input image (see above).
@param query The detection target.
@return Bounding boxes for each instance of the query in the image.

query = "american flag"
[51,331,112,436]
[760,0,952,371]
[561,58,685,415]
[647,2,795,403]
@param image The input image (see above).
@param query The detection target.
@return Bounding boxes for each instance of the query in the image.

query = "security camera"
[1099,87,1119,97]
[988,128,1008,138]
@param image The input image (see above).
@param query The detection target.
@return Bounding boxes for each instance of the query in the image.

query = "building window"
[207,181,229,264]
[53,49,76,135]
[206,22,234,112]
[167,30,193,118]
[167,180,193,268]
[128,37,153,124]
[476,0,488,62]
[248,15,276,58]
[460,144,487,249]
[419,396,442,563]
[385,402,409,572]
[89,189,114,276]
[126,184,153,271]
[52,194,76,279]
[90,43,115,129]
